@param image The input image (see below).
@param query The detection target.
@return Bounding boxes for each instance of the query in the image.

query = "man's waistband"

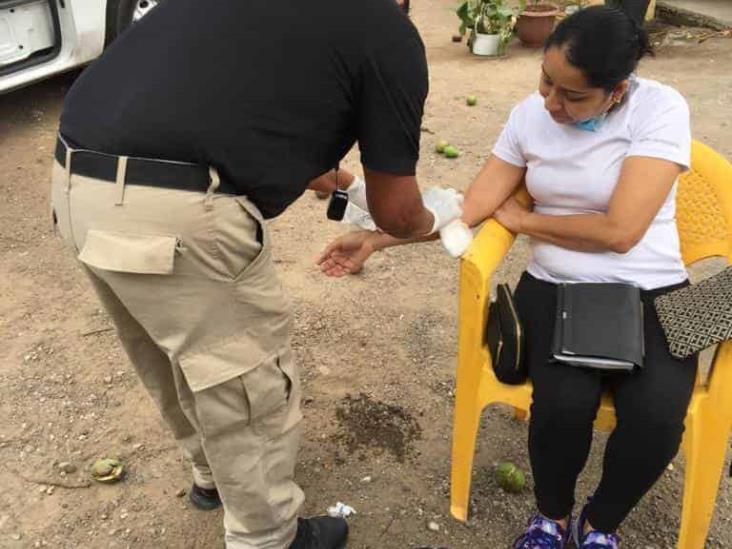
[54,136,238,195]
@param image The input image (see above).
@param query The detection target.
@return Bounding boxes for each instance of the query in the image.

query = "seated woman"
[318,7,696,549]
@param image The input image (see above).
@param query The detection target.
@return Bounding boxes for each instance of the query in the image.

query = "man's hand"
[421,187,464,234]
[317,231,377,277]
[494,196,531,233]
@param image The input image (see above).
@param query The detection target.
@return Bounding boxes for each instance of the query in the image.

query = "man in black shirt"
[51,1,462,547]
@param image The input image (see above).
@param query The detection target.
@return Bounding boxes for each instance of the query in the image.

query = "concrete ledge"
[656,1,731,31]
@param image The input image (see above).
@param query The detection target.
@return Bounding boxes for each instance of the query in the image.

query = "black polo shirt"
[59,0,428,219]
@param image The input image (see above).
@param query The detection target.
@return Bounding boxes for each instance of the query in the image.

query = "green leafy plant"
[457,0,516,54]
[456,0,478,38]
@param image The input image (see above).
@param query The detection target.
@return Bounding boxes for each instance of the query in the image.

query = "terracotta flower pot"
[516,3,559,48]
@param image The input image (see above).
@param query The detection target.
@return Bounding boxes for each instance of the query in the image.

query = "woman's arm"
[495,156,683,253]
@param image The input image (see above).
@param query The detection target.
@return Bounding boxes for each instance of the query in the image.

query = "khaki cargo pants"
[50,148,304,549]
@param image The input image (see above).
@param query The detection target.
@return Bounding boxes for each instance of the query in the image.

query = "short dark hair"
[545,6,654,92]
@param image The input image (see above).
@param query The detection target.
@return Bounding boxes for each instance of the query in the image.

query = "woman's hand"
[494,196,531,233]
[317,230,377,277]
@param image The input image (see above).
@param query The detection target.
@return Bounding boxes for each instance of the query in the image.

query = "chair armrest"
[458,218,517,365]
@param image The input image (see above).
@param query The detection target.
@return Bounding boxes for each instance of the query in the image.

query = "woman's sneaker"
[572,503,620,549]
[512,514,570,549]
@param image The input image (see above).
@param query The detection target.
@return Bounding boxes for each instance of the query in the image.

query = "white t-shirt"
[492,77,691,290]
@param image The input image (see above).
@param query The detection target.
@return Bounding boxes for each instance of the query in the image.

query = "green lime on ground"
[495,461,525,493]
[466,95,478,106]
[443,145,460,158]
[435,139,449,154]
[90,457,125,483]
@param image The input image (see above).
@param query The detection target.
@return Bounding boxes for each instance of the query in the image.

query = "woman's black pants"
[514,272,697,532]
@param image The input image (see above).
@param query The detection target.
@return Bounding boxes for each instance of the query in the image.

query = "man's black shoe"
[289,516,349,549]
[188,484,222,511]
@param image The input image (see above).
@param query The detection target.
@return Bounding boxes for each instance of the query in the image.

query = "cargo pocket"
[212,197,267,281]
[77,230,178,275]
[184,344,301,439]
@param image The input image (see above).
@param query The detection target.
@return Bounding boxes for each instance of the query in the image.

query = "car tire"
[105,0,161,46]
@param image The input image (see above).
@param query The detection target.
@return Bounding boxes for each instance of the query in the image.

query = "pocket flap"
[178,335,272,392]
[78,230,177,275]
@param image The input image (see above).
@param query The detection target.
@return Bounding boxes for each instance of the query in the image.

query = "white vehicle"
[0,0,159,94]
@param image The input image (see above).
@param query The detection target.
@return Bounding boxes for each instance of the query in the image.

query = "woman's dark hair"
[544,6,654,92]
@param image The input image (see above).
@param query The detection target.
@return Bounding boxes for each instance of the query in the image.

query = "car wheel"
[105,0,162,45]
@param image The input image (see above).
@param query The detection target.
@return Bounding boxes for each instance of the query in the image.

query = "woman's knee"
[618,402,688,442]
[531,384,601,427]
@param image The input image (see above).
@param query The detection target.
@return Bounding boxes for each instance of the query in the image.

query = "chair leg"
[678,411,730,549]
[450,400,484,522]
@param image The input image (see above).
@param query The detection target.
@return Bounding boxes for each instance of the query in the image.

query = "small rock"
[46,486,55,495]
[132,443,143,451]
[361,476,372,484]
[120,512,128,520]
[58,462,77,474]
[176,488,186,498]
[103,376,113,384]
[11,533,22,540]
[667,463,675,471]
[427,521,440,532]
[39,485,47,493]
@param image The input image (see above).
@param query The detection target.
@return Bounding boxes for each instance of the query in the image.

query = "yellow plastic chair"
[450,140,732,549]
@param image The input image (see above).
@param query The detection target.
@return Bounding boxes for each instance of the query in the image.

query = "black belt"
[54,137,238,195]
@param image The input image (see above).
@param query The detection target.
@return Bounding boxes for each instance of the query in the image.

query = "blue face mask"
[572,112,607,132]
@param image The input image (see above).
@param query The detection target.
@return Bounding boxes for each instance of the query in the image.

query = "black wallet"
[486,284,527,384]
[552,283,644,372]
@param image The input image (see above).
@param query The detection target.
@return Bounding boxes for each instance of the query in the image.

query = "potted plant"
[516,0,559,48]
[457,0,516,57]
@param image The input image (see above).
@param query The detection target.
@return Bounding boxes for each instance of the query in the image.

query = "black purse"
[486,284,527,384]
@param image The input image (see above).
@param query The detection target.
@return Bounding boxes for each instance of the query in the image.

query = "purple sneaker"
[512,514,571,549]
[572,503,620,549]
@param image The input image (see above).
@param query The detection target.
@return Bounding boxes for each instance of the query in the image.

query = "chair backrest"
[676,141,732,265]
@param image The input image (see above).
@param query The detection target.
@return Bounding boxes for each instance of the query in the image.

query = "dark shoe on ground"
[572,502,620,549]
[188,484,222,511]
[289,516,348,549]
[512,514,570,549]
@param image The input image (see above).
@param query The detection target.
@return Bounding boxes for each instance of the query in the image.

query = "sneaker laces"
[581,531,620,549]
[513,516,566,549]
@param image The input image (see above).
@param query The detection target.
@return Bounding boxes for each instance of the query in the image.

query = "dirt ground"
[1,2,732,548]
